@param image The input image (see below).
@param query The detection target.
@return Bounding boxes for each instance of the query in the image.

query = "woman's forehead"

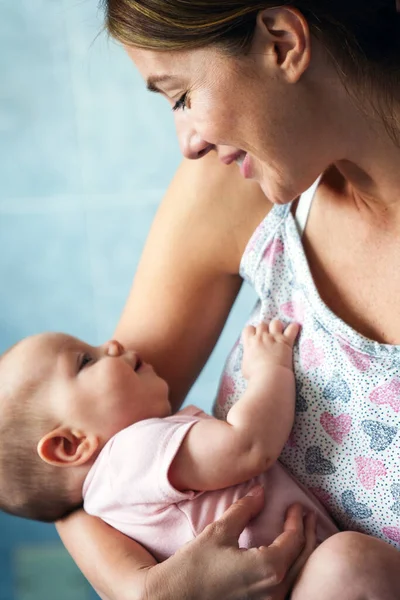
[125,44,221,82]
[126,45,181,74]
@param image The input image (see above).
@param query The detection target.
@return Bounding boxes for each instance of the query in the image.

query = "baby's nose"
[106,339,125,357]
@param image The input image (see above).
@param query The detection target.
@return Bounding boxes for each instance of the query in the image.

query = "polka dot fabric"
[213,201,400,546]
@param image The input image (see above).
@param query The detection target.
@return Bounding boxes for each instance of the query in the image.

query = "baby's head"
[0,332,170,522]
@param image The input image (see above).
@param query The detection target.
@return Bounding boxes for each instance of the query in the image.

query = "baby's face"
[5,333,171,442]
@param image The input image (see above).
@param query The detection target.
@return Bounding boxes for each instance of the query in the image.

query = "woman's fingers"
[208,485,265,543]
[266,504,307,581]
[282,503,305,537]
[216,498,309,582]
[285,511,317,587]
[182,498,313,600]
[268,510,317,599]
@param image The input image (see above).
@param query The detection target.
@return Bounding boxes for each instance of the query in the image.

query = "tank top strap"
[295,176,322,236]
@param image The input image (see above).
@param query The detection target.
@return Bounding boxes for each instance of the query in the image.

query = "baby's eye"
[79,353,93,371]
[172,92,188,112]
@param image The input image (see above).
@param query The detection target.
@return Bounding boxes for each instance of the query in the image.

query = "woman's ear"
[37,427,99,468]
[253,7,311,83]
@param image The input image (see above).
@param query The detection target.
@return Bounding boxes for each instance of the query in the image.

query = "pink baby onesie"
[83,405,337,562]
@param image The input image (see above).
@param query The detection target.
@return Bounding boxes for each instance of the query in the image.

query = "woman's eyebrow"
[146,74,177,93]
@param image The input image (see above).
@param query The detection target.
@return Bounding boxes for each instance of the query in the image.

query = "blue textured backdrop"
[0,1,255,599]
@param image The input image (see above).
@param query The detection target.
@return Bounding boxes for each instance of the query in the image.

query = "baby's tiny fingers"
[256,321,269,334]
[283,322,300,343]
[243,325,256,341]
[269,319,284,335]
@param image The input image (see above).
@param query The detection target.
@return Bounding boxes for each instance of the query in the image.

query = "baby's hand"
[241,319,300,380]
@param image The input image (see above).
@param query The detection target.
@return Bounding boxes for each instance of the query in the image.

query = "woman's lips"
[219,150,245,166]
[219,151,252,179]
[239,152,252,179]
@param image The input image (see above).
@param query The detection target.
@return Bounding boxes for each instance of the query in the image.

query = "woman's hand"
[141,486,316,600]
[57,486,315,600]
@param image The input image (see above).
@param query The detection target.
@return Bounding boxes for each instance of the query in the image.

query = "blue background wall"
[0,1,255,598]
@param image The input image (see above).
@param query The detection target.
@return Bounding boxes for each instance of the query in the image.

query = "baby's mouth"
[134,356,142,372]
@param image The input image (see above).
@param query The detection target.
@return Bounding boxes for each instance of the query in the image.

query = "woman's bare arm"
[114,152,270,409]
[57,511,157,600]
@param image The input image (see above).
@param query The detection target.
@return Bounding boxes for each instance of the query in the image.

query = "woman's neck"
[332,99,400,223]
[310,47,400,222]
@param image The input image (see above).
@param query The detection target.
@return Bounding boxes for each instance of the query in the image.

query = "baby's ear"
[37,428,99,468]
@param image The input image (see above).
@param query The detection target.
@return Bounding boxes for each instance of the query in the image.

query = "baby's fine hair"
[0,350,81,522]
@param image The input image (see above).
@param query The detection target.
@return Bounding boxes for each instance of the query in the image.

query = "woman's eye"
[172,93,188,112]
[79,353,93,371]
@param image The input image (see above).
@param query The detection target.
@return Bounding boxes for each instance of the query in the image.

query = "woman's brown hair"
[103,0,400,140]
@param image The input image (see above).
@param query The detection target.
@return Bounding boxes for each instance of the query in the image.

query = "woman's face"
[126,13,335,203]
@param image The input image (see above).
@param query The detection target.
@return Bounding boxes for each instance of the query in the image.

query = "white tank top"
[214,180,400,546]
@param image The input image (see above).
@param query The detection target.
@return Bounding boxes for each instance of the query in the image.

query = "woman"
[57,2,400,598]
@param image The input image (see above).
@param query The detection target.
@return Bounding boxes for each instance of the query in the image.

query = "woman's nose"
[106,339,125,357]
[182,133,214,160]
[180,133,214,160]
[176,120,214,160]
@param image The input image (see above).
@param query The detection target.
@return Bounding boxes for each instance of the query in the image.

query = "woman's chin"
[258,180,293,205]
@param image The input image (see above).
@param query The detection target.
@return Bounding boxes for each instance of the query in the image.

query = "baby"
[0,320,337,560]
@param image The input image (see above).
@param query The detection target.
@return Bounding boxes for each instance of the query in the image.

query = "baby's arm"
[169,320,299,492]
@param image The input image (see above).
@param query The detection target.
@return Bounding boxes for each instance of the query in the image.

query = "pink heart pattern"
[382,527,400,544]
[280,300,305,324]
[320,412,352,444]
[339,340,371,372]
[247,222,265,253]
[217,374,235,408]
[215,196,400,541]
[300,339,325,371]
[370,378,400,413]
[263,239,284,266]
[355,456,387,490]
